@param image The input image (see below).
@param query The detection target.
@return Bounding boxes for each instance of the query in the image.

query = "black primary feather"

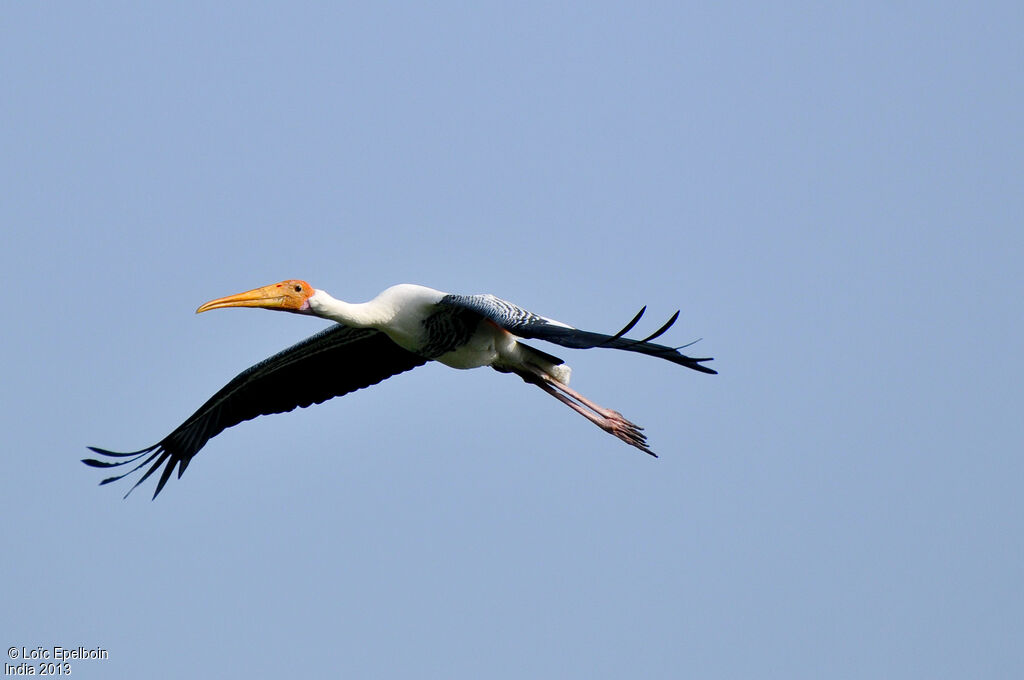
[83,324,427,499]
[598,305,647,345]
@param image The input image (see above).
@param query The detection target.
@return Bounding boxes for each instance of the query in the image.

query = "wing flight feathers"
[84,325,427,499]
[439,294,716,374]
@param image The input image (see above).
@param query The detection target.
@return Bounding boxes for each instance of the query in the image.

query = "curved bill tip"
[195,286,285,314]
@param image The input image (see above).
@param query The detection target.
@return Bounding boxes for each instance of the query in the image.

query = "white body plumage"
[311,284,571,381]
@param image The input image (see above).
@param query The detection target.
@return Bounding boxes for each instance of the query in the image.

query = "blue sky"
[3,2,1021,678]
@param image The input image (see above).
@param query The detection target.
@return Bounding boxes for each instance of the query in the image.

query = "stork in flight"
[84,281,716,498]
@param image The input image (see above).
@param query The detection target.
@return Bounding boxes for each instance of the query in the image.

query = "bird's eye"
[294,285,302,292]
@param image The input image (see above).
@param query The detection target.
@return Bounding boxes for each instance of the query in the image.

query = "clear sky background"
[2,3,1021,678]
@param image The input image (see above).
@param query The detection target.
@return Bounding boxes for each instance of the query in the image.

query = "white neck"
[308,290,391,328]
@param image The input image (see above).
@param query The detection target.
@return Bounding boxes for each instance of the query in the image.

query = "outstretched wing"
[437,294,717,374]
[84,324,428,499]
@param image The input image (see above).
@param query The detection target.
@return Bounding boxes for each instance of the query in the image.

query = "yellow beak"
[196,280,313,314]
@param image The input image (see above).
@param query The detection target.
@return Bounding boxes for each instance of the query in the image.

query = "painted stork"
[84,280,716,498]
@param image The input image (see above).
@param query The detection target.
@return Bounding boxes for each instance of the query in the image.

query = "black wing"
[438,294,717,374]
[84,325,428,499]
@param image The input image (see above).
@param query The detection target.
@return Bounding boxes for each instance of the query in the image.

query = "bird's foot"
[601,412,655,456]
